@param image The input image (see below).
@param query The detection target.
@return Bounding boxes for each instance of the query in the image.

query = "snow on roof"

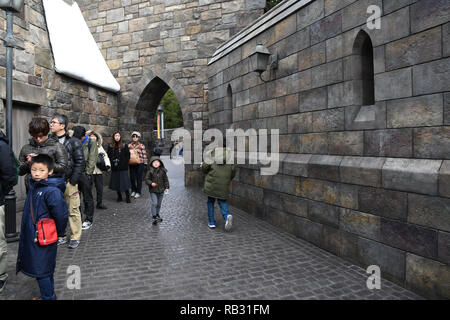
[43,0,120,92]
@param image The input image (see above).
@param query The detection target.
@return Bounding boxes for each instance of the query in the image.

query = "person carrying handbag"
[16,155,68,300]
[128,131,148,199]
[87,130,111,210]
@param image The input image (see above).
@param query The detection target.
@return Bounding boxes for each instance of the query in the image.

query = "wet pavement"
[0,156,423,300]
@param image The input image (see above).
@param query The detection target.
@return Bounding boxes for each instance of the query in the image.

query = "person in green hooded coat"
[201,147,236,230]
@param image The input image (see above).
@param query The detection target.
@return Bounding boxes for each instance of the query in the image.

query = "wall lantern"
[249,44,278,82]
[0,0,25,12]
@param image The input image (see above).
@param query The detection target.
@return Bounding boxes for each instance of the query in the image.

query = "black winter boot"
[97,203,107,209]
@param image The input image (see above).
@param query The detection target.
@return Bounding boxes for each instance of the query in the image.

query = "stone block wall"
[78,0,265,131]
[207,0,450,299]
[78,0,266,185]
[0,0,118,140]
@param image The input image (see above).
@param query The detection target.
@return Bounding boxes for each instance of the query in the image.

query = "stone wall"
[77,0,265,131]
[0,0,119,139]
[77,0,266,185]
[207,0,450,299]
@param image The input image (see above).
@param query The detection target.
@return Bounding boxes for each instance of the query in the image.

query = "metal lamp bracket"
[259,52,278,82]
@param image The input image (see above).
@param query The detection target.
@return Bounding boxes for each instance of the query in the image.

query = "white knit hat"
[131,131,141,137]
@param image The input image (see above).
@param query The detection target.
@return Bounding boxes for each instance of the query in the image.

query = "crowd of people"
[0,115,236,300]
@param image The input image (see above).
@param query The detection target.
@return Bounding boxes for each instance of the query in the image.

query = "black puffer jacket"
[0,131,17,206]
[18,135,68,177]
[49,132,85,185]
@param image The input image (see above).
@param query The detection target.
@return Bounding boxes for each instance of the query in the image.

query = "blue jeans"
[150,192,164,217]
[207,197,230,223]
[37,275,55,300]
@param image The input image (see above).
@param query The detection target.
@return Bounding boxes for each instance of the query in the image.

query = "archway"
[124,70,195,185]
[133,75,185,156]
[153,89,183,155]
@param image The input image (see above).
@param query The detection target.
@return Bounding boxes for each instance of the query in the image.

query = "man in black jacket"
[0,130,17,292]
[50,114,85,249]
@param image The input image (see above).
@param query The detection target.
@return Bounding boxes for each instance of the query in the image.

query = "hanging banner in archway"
[157,113,161,139]
[42,0,120,92]
[161,112,164,139]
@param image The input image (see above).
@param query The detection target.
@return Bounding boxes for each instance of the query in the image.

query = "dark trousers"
[78,173,95,222]
[37,275,55,300]
[117,190,131,201]
[92,174,104,205]
[129,163,144,194]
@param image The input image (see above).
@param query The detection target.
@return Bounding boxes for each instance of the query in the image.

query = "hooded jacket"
[201,148,236,200]
[0,131,17,206]
[86,130,111,175]
[18,135,68,177]
[144,156,169,194]
[16,176,68,278]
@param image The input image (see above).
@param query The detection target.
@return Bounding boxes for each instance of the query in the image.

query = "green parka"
[145,156,169,193]
[201,148,235,200]
[81,136,99,176]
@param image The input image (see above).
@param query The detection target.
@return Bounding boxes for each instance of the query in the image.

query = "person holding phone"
[18,118,68,192]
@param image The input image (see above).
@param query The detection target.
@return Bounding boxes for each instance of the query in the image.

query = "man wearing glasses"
[49,114,85,249]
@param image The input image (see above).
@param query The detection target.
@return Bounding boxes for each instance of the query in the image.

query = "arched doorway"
[126,71,194,185]
[153,89,183,155]
[134,76,184,157]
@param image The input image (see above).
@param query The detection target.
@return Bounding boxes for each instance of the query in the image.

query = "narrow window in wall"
[353,30,375,105]
[226,84,233,110]
[226,84,234,128]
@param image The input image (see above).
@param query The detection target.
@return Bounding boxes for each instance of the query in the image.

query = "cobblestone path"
[1,156,423,300]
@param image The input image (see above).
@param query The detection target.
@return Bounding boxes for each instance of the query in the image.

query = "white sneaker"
[225,214,233,231]
[131,192,136,197]
[134,193,141,198]
[82,221,92,230]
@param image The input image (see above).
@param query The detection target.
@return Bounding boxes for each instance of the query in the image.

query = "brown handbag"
[129,145,140,165]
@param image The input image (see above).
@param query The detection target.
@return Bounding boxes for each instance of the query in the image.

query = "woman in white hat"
[128,131,148,198]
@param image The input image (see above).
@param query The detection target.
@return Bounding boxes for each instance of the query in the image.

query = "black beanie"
[72,126,86,139]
